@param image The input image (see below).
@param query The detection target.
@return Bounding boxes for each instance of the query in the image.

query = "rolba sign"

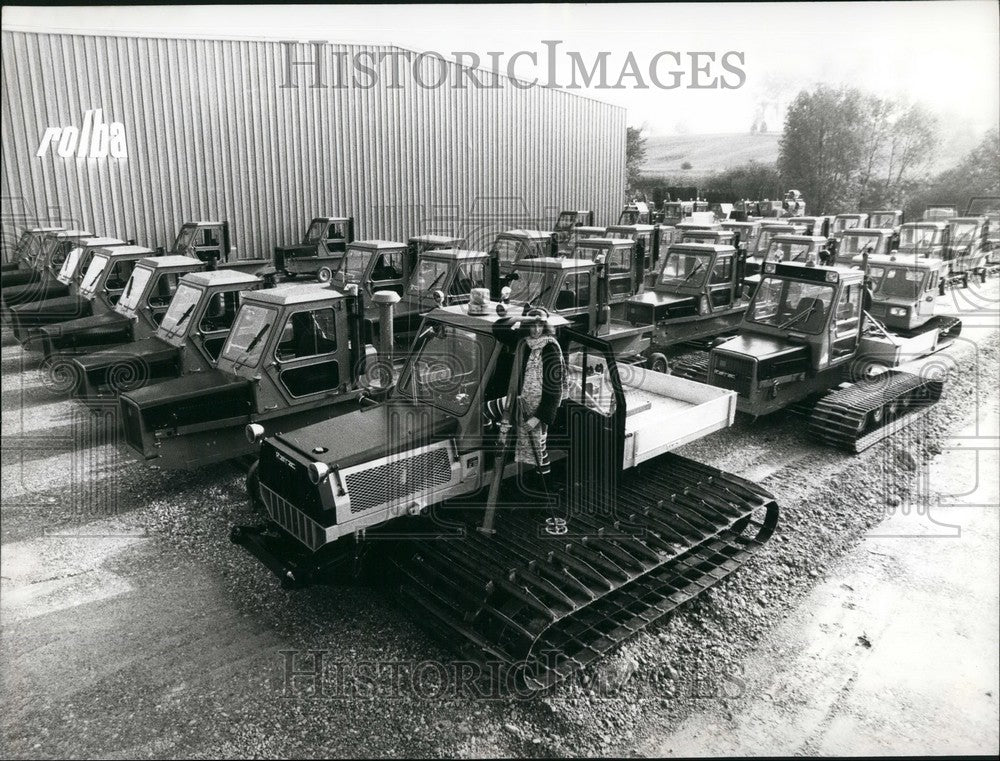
[36,109,127,159]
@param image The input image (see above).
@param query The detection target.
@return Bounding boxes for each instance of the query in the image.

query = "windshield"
[342,248,369,281]
[172,226,197,254]
[220,303,278,368]
[900,226,939,248]
[304,220,327,243]
[748,277,835,334]
[116,266,154,314]
[766,241,815,262]
[158,283,203,337]
[79,255,109,295]
[754,229,781,254]
[396,323,495,415]
[408,258,450,295]
[872,266,926,300]
[574,244,607,262]
[869,213,895,229]
[555,212,576,232]
[59,246,84,280]
[659,250,711,287]
[840,235,882,255]
[507,268,560,305]
[950,222,978,245]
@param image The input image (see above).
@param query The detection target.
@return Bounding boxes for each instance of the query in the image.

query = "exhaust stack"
[372,290,401,363]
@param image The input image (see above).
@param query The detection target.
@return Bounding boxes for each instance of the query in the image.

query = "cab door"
[367,249,407,296]
[194,288,245,362]
[707,253,735,309]
[324,222,348,255]
[829,281,862,363]
[267,303,347,403]
[605,245,635,300]
[555,330,626,515]
[100,258,138,308]
[192,226,225,264]
[144,270,187,328]
[917,272,937,319]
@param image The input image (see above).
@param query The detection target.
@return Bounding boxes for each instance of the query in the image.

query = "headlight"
[308,462,330,485]
[245,423,265,445]
[889,307,907,317]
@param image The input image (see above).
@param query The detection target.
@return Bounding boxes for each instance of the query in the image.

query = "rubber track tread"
[390,453,778,689]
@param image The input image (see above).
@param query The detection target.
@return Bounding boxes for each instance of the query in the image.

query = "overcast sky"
[4,2,998,137]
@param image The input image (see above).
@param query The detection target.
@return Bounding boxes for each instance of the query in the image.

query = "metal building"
[1,29,626,261]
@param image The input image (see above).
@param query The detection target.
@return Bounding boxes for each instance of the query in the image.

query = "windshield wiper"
[164,304,195,337]
[680,261,705,284]
[422,270,447,295]
[122,276,135,300]
[780,302,817,330]
[233,323,270,369]
[83,269,103,289]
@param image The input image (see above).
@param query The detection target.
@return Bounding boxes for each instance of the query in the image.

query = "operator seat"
[791,297,826,332]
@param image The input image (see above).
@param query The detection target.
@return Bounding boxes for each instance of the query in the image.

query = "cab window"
[200,290,242,333]
[105,260,136,292]
[607,247,631,274]
[493,238,520,265]
[371,251,404,282]
[710,256,733,284]
[451,261,486,296]
[147,272,183,308]
[275,308,338,360]
[835,283,862,330]
[555,273,592,310]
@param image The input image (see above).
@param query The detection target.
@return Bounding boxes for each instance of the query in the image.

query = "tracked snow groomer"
[70,269,262,401]
[674,259,958,452]
[118,283,389,469]
[21,255,207,359]
[273,216,354,282]
[624,243,749,354]
[233,298,778,688]
[1,230,94,305]
[2,227,65,276]
[10,245,154,344]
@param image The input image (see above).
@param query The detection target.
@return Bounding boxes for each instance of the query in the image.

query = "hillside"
[641,133,781,180]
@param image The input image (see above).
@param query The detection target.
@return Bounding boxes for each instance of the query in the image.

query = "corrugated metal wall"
[1,30,626,261]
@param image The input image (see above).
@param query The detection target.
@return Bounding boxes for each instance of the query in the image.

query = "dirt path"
[639,410,1000,757]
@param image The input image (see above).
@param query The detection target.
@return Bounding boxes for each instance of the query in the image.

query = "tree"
[779,85,940,213]
[778,85,867,213]
[626,126,647,194]
[905,128,1000,216]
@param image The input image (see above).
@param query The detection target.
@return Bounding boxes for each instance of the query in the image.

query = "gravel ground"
[1,279,998,758]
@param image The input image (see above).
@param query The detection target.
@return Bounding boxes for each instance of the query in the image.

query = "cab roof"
[409,234,463,244]
[181,269,260,287]
[136,255,204,269]
[947,217,985,224]
[423,248,489,260]
[94,245,154,257]
[498,229,553,240]
[771,261,862,282]
[349,239,407,250]
[180,221,225,227]
[841,228,893,237]
[83,237,126,247]
[574,237,633,247]
[27,226,65,233]
[769,235,828,245]
[515,256,593,270]
[856,253,942,269]
[573,226,608,234]
[312,216,350,223]
[54,230,94,238]
[902,221,947,228]
[835,213,868,219]
[426,303,572,331]
[666,243,737,254]
[243,283,344,306]
[607,224,655,232]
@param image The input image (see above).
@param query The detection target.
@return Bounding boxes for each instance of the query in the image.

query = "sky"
[3,2,999,137]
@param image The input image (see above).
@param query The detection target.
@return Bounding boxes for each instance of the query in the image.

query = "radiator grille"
[710,353,755,395]
[261,484,326,551]
[344,446,453,515]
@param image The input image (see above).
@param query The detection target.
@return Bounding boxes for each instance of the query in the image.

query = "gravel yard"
[2,280,998,758]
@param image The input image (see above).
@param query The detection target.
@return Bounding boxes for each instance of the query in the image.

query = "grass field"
[641,132,781,179]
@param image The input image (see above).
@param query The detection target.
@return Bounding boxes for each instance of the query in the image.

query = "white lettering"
[37,108,127,159]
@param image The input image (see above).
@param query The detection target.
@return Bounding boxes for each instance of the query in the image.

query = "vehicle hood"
[275,401,460,470]
[714,333,809,363]
[37,310,129,338]
[74,336,177,372]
